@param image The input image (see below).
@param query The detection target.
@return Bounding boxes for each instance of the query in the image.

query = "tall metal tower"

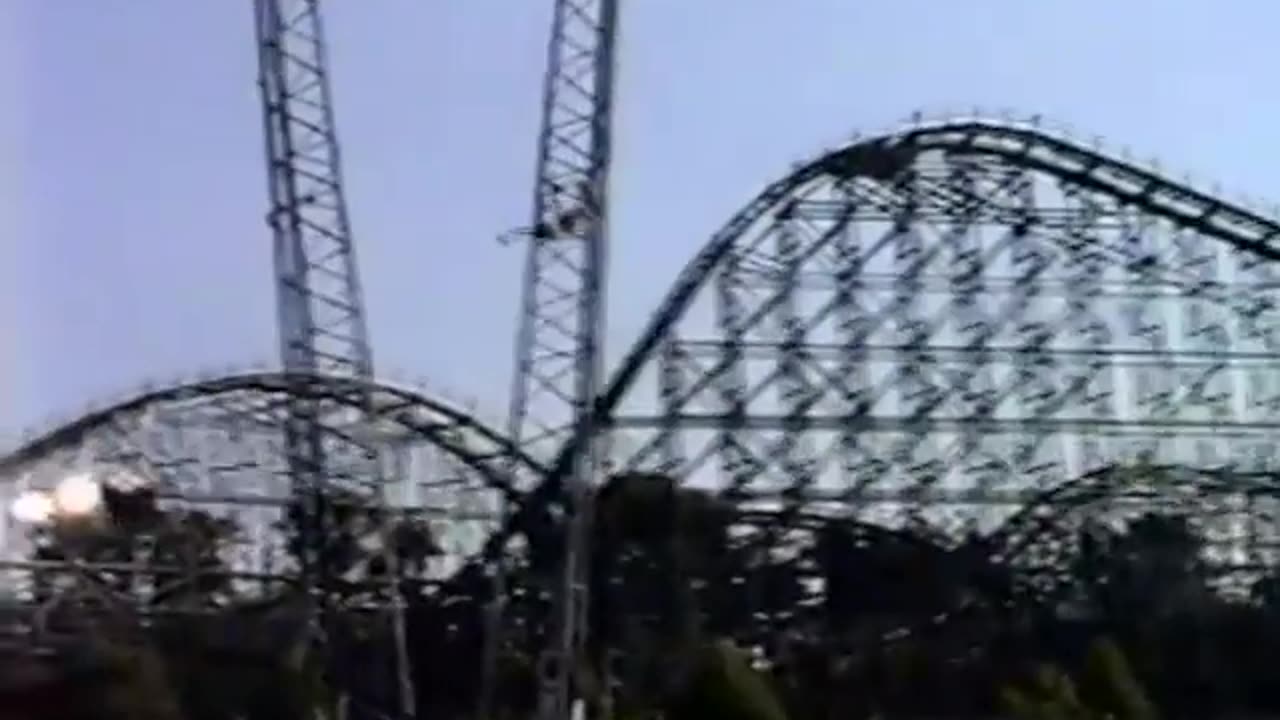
[254,1,412,715]
[255,0,373,381]
[503,1,620,717]
[255,0,368,608]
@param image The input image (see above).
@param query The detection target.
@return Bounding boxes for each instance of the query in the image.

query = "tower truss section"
[0,373,531,651]
[256,0,372,381]
[498,114,1280,573]
[506,0,619,468]
[501,1,619,717]
[254,1,386,649]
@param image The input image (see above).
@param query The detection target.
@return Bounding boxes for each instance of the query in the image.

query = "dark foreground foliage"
[1,467,1276,719]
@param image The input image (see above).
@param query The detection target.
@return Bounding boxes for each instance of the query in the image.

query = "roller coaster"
[7,3,1280,719]
[8,110,1280,668]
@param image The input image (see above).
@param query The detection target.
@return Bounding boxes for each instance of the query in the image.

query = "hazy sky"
[3,1,1277,442]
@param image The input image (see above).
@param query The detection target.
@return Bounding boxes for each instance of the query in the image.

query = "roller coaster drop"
[5,2,1280,719]
[502,114,1280,572]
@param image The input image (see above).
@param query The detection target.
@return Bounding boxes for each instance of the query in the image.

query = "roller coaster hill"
[11,116,1280,717]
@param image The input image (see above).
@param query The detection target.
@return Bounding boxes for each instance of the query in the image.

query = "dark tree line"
[4,466,1280,719]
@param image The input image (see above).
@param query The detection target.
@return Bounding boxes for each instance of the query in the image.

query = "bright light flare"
[8,473,107,525]
[10,490,54,524]
[52,474,103,517]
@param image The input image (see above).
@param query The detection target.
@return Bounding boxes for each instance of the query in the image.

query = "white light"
[10,490,54,524]
[53,474,103,517]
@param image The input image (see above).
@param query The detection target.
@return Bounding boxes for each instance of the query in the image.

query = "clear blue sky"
[3,1,1277,440]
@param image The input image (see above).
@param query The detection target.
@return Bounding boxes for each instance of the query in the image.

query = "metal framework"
[0,372,530,649]
[255,0,379,624]
[252,3,421,711]
[255,0,372,382]
[501,1,620,718]
[629,462,1280,676]
[11,0,1280,701]
[989,464,1280,596]
[492,114,1280,591]
[506,0,619,467]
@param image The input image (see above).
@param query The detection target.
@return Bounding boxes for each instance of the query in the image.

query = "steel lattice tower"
[256,0,365,606]
[501,1,620,718]
[254,1,413,714]
[255,0,372,381]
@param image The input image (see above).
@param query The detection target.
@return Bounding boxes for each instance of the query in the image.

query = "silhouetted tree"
[10,461,1280,720]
